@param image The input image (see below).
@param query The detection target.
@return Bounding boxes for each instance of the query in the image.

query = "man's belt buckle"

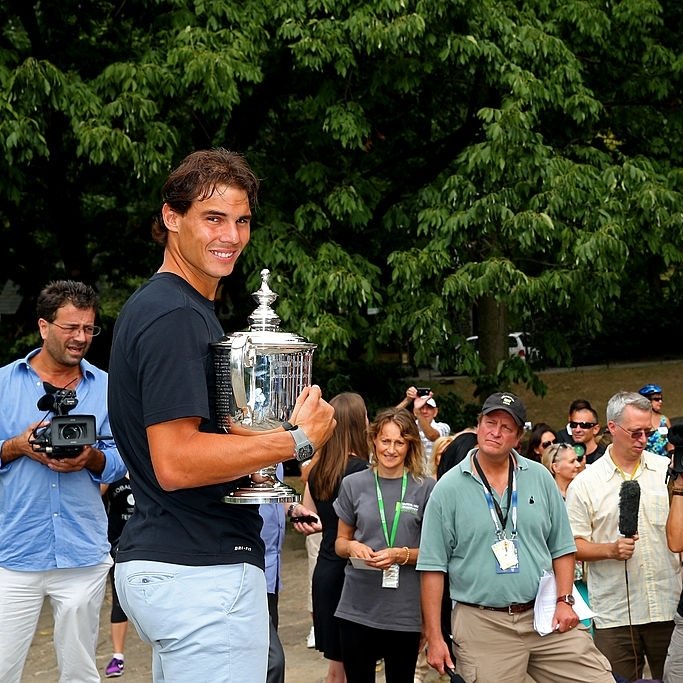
[506,601,534,614]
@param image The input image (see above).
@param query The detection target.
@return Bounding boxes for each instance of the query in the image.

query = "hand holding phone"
[445,667,466,682]
[290,514,319,524]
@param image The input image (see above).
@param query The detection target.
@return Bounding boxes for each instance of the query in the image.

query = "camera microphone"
[618,480,640,538]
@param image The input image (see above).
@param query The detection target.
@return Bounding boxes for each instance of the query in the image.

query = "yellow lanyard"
[616,460,641,481]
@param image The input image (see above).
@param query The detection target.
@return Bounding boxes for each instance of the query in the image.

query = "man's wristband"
[673,489,683,496]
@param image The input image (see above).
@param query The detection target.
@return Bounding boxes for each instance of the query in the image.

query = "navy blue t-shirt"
[108,273,264,568]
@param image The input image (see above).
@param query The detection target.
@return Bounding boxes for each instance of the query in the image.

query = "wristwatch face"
[297,443,314,461]
[559,594,575,605]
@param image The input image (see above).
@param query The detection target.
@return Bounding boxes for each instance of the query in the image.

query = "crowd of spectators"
[2,283,678,683]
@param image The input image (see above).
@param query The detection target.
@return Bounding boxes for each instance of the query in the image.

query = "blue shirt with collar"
[0,349,126,570]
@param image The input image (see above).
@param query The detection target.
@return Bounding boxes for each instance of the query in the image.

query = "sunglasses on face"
[569,421,597,429]
[615,423,654,440]
[541,439,558,449]
[649,396,663,402]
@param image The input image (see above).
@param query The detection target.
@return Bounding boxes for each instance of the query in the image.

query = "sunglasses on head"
[541,439,558,449]
[569,421,596,429]
[548,443,583,463]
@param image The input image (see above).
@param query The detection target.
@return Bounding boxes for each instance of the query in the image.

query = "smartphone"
[416,387,431,397]
[444,667,465,682]
[290,514,319,524]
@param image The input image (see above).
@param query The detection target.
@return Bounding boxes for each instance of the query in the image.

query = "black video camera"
[667,423,683,484]
[30,387,97,458]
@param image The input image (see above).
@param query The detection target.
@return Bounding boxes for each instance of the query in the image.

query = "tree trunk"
[478,296,508,375]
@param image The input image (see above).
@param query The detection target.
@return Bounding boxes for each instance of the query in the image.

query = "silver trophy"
[211,269,316,504]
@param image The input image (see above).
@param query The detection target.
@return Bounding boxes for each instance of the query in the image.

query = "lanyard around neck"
[616,460,642,481]
[473,453,517,539]
[375,469,408,548]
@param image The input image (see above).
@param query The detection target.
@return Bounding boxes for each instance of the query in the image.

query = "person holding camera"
[0,280,126,683]
[397,386,450,473]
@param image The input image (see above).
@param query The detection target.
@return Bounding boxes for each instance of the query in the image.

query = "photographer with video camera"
[0,280,126,683]
[664,423,683,682]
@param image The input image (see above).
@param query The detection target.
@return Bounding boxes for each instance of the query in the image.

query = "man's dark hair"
[568,399,592,414]
[570,405,599,424]
[151,148,260,246]
[36,281,99,322]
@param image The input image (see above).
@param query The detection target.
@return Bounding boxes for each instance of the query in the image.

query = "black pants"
[337,618,421,683]
[267,593,285,683]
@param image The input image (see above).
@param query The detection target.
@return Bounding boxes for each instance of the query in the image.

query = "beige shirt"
[566,446,680,629]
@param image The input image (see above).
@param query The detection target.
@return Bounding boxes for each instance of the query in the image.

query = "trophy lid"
[248,269,280,332]
[210,268,316,353]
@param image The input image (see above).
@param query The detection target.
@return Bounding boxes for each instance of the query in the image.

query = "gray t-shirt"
[333,468,435,631]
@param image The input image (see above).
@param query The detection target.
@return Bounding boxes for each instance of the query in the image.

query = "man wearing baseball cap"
[396,386,450,472]
[417,392,613,682]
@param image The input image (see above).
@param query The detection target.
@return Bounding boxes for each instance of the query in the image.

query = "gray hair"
[606,391,652,423]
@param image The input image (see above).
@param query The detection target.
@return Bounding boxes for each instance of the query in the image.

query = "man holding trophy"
[108,148,336,682]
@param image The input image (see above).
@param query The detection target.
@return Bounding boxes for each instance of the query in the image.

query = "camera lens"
[60,424,84,441]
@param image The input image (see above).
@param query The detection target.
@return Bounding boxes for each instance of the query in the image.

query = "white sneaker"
[306,626,315,648]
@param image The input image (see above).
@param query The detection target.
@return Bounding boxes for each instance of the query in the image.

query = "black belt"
[458,599,535,615]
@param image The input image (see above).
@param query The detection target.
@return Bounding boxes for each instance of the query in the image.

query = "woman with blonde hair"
[542,442,582,499]
[430,434,455,477]
[290,392,370,683]
[333,408,435,682]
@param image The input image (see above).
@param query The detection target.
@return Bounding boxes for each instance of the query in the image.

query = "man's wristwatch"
[283,422,315,462]
[556,594,576,606]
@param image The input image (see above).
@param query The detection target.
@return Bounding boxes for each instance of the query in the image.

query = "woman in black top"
[290,392,370,683]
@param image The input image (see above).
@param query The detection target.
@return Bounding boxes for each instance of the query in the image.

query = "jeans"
[115,560,269,683]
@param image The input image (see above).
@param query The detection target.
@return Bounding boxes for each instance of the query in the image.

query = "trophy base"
[223,483,301,505]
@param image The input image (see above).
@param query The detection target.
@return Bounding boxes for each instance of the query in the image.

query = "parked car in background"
[433,331,540,375]
[466,332,540,362]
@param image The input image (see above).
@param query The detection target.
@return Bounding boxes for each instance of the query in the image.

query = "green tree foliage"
[2,0,683,400]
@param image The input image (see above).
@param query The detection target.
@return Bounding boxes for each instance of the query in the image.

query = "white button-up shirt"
[566,446,680,628]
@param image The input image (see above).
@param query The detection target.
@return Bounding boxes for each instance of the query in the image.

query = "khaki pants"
[452,603,613,683]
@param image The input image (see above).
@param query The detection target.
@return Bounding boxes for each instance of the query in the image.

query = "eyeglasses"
[48,321,101,337]
[649,396,663,402]
[541,439,558,449]
[615,423,654,440]
[569,421,596,429]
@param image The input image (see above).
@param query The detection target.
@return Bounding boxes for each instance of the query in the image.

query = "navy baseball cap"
[481,392,527,427]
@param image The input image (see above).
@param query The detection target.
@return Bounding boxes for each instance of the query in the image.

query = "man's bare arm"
[147,385,335,490]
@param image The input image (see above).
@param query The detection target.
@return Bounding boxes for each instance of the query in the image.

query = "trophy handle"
[230,335,249,414]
